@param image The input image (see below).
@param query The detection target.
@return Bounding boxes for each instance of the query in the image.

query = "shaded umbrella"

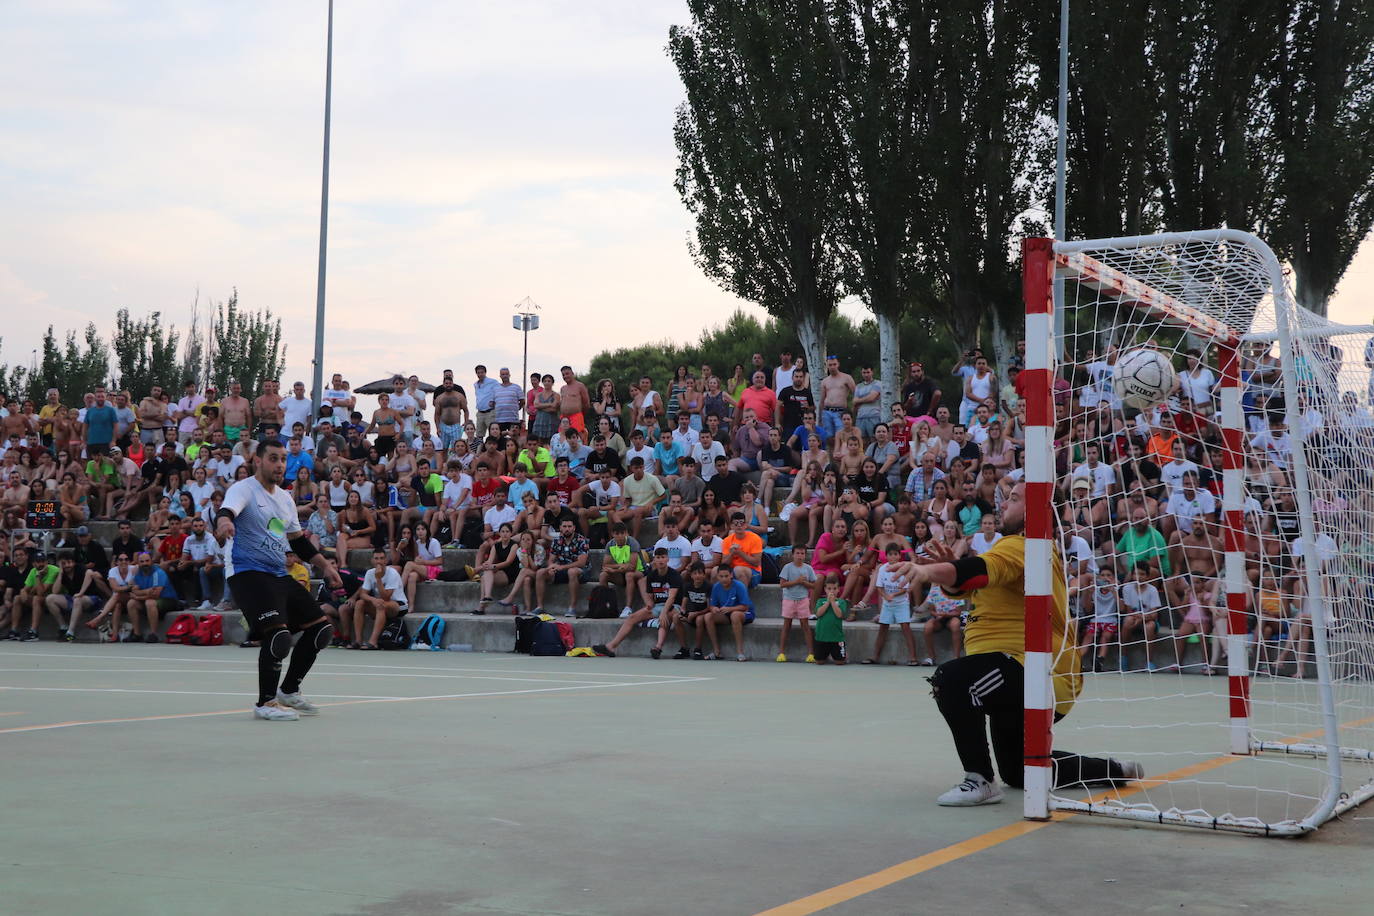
[354,376,437,395]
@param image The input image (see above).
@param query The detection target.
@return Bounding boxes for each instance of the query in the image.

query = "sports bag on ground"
[187,614,223,646]
[410,614,446,650]
[378,617,411,650]
[164,613,197,644]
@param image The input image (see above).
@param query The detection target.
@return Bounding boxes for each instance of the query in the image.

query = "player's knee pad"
[266,627,293,661]
[305,620,333,651]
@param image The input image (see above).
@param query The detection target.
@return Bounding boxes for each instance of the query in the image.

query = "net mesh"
[1046,231,1374,833]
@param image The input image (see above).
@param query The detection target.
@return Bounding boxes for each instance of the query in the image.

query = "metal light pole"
[512,297,541,422]
[310,0,335,419]
[1052,0,1069,361]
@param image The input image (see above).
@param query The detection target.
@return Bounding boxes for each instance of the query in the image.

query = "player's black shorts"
[814,640,846,662]
[228,570,322,633]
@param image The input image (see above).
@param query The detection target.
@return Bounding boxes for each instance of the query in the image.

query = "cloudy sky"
[1,0,1370,394]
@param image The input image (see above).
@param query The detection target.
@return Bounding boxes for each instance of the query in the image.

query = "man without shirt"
[434,370,470,449]
[137,385,169,448]
[253,379,283,441]
[558,366,591,435]
[819,356,856,441]
[219,381,253,444]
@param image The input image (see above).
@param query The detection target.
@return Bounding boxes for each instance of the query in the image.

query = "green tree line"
[642,0,1374,402]
[0,290,284,403]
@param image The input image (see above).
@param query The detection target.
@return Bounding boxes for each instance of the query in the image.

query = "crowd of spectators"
[0,338,1367,665]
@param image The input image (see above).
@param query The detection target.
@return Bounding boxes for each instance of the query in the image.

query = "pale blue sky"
[1,1,1369,392]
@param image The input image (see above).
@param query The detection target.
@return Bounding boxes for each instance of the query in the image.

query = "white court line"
[4,650,705,680]
[0,686,403,700]
[0,667,639,686]
[0,676,713,735]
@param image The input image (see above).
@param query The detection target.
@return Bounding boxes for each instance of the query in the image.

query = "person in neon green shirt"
[517,440,554,478]
[598,523,645,610]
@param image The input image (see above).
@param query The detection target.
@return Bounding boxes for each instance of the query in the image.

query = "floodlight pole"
[513,297,541,423]
[310,0,334,419]
[1052,0,1069,361]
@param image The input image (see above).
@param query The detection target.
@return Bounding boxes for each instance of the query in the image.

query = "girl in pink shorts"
[776,545,818,663]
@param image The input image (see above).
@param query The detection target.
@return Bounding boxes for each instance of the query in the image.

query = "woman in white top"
[399,521,445,610]
[1178,349,1217,406]
[968,513,1003,554]
[185,465,217,515]
[326,465,351,511]
[90,553,137,636]
[349,468,376,507]
[960,356,996,424]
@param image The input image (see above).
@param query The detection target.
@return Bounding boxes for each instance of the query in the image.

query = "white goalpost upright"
[1022,230,1374,836]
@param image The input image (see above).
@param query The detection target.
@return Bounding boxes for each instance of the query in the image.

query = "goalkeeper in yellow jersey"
[903,482,1144,806]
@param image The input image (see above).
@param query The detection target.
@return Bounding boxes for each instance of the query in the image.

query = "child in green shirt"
[813,575,848,664]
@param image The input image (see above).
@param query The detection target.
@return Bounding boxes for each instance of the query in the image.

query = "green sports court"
[3,643,1371,915]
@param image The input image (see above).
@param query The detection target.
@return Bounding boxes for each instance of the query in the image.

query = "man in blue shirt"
[128,552,178,642]
[82,386,119,456]
[285,437,314,481]
[705,564,755,662]
[472,364,499,441]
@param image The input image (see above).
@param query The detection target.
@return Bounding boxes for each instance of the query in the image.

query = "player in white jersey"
[217,440,344,721]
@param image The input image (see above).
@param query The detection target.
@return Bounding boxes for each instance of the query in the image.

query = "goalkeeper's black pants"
[931,652,1128,788]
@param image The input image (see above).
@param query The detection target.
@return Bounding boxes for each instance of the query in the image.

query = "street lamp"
[512,297,541,422]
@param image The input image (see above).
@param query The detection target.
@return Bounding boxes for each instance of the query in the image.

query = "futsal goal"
[1021,230,1374,835]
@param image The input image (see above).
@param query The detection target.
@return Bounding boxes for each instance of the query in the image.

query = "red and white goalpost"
[1022,230,1374,835]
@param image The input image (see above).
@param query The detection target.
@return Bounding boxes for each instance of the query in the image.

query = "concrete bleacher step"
[409,580,794,617]
[25,611,1258,673]
[394,612,959,664]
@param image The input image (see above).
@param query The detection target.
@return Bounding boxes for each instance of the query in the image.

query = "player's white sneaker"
[275,691,320,716]
[253,701,299,721]
[937,772,1004,806]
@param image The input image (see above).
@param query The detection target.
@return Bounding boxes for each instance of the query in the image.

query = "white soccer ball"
[1112,347,1176,410]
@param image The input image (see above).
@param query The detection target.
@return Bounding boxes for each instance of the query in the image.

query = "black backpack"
[514,615,543,654]
[760,550,782,585]
[585,585,619,619]
[378,617,411,650]
[530,620,566,656]
[459,516,485,549]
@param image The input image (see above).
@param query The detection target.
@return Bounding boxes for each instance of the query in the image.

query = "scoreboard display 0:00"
[26,499,60,530]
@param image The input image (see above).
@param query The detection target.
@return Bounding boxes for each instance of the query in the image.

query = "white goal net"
[1023,230,1374,835]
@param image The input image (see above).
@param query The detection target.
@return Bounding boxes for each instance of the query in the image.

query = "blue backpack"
[410,614,446,650]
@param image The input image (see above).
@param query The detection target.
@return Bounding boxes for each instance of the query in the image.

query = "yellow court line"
[755,712,1374,916]
[752,754,1243,916]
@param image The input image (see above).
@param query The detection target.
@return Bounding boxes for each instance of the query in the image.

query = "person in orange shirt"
[720,511,765,589]
[1146,412,1180,465]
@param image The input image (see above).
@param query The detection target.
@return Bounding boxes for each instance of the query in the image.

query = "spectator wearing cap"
[66,525,110,589]
[85,448,124,518]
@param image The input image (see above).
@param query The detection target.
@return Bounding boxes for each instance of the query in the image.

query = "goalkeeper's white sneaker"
[1114,759,1145,781]
[937,772,1004,807]
[275,690,320,716]
[253,700,299,721]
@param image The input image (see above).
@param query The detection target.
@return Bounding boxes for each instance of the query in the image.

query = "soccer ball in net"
[1111,347,1176,409]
